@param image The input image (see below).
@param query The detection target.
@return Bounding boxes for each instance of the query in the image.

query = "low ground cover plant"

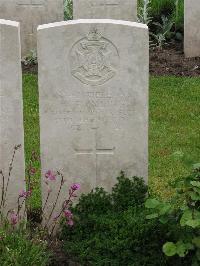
[61,172,192,265]
[1,144,199,265]
[146,163,200,266]
[0,224,50,266]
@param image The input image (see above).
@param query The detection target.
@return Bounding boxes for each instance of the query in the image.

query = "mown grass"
[23,74,200,207]
[23,75,41,208]
[149,77,200,199]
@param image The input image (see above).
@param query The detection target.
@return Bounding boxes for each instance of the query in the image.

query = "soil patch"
[22,63,38,74]
[150,42,200,77]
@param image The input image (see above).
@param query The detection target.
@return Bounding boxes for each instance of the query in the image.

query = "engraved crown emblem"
[87,28,102,41]
[70,28,119,86]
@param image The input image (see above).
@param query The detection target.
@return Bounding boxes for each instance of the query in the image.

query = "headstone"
[184,0,200,57]
[73,0,137,21]
[38,20,148,226]
[0,0,64,56]
[0,19,25,214]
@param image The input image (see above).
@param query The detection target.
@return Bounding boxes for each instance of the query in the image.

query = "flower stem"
[43,173,64,229]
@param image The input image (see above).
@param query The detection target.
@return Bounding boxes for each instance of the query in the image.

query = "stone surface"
[73,0,137,21]
[0,19,25,213]
[0,0,64,56]
[184,0,200,58]
[38,20,148,227]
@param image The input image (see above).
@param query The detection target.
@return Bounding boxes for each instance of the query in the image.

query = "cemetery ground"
[1,1,200,265]
[21,72,200,265]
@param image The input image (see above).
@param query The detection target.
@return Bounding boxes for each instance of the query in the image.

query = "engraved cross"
[75,127,115,180]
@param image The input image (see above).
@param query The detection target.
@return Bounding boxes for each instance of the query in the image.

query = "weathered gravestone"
[38,20,148,225]
[0,19,25,213]
[184,0,200,57]
[73,0,137,21]
[0,0,63,56]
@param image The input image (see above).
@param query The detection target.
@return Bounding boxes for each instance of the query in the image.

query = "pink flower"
[19,190,26,198]
[10,211,18,226]
[26,190,32,198]
[19,190,32,199]
[45,170,56,181]
[64,209,73,219]
[29,167,36,175]
[67,219,74,227]
[63,209,74,227]
[71,183,81,191]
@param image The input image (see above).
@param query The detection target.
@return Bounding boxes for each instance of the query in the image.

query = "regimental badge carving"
[70,28,119,86]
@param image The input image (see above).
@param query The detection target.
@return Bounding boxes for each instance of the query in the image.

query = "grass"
[149,77,200,199]
[23,74,41,208]
[23,74,200,207]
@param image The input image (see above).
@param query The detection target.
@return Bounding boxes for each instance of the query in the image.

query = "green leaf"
[192,237,200,248]
[176,241,187,257]
[159,203,171,215]
[192,163,200,170]
[146,213,159,219]
[193,187,200,195]
[186,219,200,228]
[180,205,189,211]
[145,199,160,209]
[191,181,200,188]
[163,242,176,257]
[180,210,193,226]
[159,216,169,224]
[189,192,200,201]
[185,242,194,251]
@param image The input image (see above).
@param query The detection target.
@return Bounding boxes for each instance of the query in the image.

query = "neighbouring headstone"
[73,0,137,21]
[0,19,25,214]
[38,20,148,227]
[0,0,64,56]
[184,0,200,57]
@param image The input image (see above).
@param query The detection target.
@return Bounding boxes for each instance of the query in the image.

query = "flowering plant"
[0,145,80,237]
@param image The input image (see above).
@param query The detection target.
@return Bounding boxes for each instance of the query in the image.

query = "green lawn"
[149,77,200,199]
[23,75,41,208]
[23,75,200,207]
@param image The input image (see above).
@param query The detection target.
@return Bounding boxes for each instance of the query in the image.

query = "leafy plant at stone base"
[22,49,38,66]
[150,15,174,48]
[138,0,153,26]
[146,163,200,266]
[61,172,189,266]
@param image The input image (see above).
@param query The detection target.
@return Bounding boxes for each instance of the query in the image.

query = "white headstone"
[0,19,25,214]
[73,0,137,21]
[0,0,64,56]
[184,0,200,57]
[38,20,148,226]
